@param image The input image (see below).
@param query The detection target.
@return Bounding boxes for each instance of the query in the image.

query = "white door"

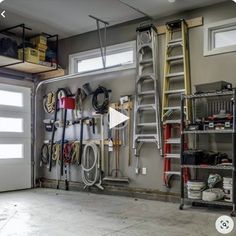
[0,83,31,192]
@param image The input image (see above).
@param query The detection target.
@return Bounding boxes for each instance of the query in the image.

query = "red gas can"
[59,97,75,109]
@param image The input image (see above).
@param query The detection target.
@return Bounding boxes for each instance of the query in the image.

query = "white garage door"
[0,83,31,192]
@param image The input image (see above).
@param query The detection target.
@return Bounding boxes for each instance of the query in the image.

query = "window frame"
[204,17,236,56]
[69,40,136,75]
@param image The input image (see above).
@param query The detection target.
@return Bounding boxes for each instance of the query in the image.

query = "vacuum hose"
[81,142,100,187]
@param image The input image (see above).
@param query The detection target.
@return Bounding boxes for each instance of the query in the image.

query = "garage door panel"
[0,164,31,192]
[0,83,31,192]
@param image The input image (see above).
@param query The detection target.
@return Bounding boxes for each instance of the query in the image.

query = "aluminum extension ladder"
[162,19,191,187]
[133,23,162,174]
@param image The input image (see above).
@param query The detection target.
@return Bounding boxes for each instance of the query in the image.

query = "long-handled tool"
[103,104,129,183]
[49,88,68,172]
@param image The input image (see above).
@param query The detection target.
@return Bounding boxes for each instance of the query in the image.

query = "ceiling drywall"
[0,0,227,39]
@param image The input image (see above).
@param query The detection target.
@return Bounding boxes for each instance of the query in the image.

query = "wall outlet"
[142,167,147,175]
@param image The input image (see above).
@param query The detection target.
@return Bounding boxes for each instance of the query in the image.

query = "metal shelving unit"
[181,165,233,170]
[179,90,236,217]
[0,24,59,74]
[183,130,233,134]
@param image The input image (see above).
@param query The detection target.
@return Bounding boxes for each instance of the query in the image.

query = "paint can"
[223,177,232,202]
[187,180,206,200]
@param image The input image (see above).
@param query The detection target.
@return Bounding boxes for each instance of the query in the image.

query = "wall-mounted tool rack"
[180,90,236,217]
[0,24,59,74]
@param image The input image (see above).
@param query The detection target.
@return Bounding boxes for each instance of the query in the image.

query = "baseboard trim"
[38,178,180,203]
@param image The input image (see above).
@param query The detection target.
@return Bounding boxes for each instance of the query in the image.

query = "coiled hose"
[81,142,100,187]
[92,86,109,114]
[40,143,49,165]
[43,92,56,114]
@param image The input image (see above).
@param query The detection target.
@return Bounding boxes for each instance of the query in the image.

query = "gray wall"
[38,1,236,193]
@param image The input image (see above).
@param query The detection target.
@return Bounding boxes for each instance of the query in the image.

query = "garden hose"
[92,86,109,114]
[64,143,73,164]
[40,143,49,165]
[52,143,61,162]
[43,92,56,114]
[81,142,101,187]
[49,88,69,172]
[71,142,80,164]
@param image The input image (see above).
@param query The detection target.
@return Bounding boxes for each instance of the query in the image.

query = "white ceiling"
[0,0,227,39]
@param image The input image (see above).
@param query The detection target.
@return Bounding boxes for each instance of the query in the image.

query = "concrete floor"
[0,188,235,236]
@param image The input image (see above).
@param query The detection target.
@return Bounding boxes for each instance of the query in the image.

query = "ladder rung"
[165,89,185,95]
[138,43,152,51]
[165,171,181,176]
[164,119,181,124]
[137,104,155,110]
[139,73,154,78]
[138,123,156,127]
[167,42,182,48]
[166,138,181,144]
[163,106,181,110]
[136,134,157,137]
[167,55,184,61]
[139,59,153,65]
[166,72,184,78]
[138,90,155,96]
[168,38,182,44]
[137,139,157,143]
[137,74,155,82]
[165,154,180,159]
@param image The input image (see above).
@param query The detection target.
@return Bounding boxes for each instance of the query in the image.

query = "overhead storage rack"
[0,24,59,74]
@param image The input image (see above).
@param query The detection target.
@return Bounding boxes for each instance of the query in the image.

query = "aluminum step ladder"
[162,19,191,187]
[133,23,162,174]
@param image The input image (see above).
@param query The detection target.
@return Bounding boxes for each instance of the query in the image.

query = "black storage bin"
[195,81,232,93]
[183,150,204,165]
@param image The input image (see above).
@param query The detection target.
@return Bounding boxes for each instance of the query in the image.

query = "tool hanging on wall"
[72,117,96,165]
[133,23,162,175]
[92,85,110,114]
[74,88,87,118]
[40,143,50,166]
[162,19,191,187]
[103,102,130,183]
[43,91,56,114]
[89,15,109,68]
[48,88,76,190]
[81,142,103,190]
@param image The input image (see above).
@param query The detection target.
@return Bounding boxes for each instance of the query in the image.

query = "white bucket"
[223,177,232,202]
[187,181,206,200]
[223,177,232,185]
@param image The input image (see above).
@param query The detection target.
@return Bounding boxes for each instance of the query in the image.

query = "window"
[214,29,236,48]
[0,90,23,107]
[204,18,236,56]
[0,117,23,132]
[69,41,136,74]
[0,144,23,159]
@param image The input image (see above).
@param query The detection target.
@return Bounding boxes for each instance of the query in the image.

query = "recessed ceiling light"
[168,0,176,3]
[0,0,5,3]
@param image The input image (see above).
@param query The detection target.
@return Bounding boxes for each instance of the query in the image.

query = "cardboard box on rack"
[18,47,39,64]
